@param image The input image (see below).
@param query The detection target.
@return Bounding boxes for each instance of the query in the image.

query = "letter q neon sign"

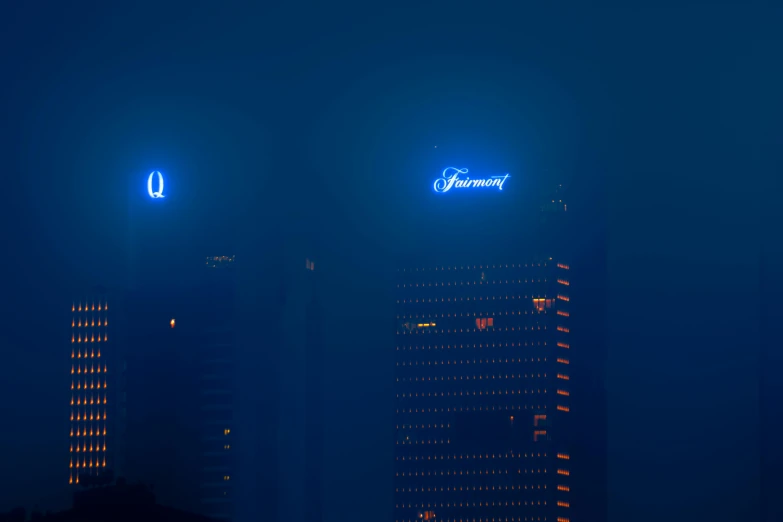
[147,171,165,199]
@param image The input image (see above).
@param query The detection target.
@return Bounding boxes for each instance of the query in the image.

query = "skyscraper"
[394,261,573,522]
[198,255,238,520]
[68,287,117,486]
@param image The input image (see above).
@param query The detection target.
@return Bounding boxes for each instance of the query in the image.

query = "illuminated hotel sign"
[147,171,165,199]
[433,167,510,193]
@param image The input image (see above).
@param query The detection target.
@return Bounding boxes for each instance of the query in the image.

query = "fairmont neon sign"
[147,171,165,199]
[433,167,510,193]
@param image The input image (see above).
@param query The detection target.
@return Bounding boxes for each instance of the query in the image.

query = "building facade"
[68,287,119,486]
[198,255,238,520]
[394,260,573,522]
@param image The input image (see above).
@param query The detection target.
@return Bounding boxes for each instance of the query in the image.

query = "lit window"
[533,298,554,311]
[224,429,231,435]
[170,318,176,328]
[475,317,494,330]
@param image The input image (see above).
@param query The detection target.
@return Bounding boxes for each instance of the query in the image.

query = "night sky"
[1,3,781,522]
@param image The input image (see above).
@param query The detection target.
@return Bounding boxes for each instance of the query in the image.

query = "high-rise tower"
[394,260,573,522]
[68,288,116,486]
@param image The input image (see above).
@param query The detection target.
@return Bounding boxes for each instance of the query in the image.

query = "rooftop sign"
[147,171,165,199]
[433,167,510,193]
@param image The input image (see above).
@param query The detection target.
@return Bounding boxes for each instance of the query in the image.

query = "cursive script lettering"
[433,167,510,193]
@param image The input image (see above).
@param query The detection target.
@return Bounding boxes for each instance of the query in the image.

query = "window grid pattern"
[69,299,109,485]
[395,263,571,522]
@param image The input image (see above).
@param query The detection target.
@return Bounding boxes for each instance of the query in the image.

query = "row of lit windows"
[399,326,550,335]
[397,469,554,478]
[556,358,569,365]
[69,457,107,469]
[396,454,549,465]
[397,405,549,414]
[557,405,570,412]
[70,427,106,437]
[70,441,107,452]
[557,279,569,286]
[557,342,569,349]
[72,348,102,358]
[72,318,107,327]
[397,356,549,365]
[398,295,555,304]
[398,373,549,382]
[394,480,546,493]
[72,334,107,343]
[398,309,559,321]
[557,264,570,270]
[395,501,552,511]
[557,326,569,333]
[72,302,108,312]
[70,380,107,390]
[71,395,107,405]
[557,310,569,317]
[394,513,558,522]
[71,365,106,374]
[398,343,550,351]
[557,374,569,380]
[396,453,549,462]
[398,279,549,288]
[399,264,551,272]
[70,410,107,421]
[557,390,569,396]
[398,390,553,400]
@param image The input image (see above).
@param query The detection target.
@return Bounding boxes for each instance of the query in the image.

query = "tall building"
[198,255,238,520]
[277,254,324,522]
[394,261,573,522]
[68,287,119,486]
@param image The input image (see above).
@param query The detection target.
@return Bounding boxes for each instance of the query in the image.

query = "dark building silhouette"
[38,480,213,522]
[277,252,324,522]
[197,255,238,519]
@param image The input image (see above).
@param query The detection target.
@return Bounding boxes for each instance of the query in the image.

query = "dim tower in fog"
[394,261,572,522]
[68,291,111,485]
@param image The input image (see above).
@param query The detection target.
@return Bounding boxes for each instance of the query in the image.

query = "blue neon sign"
[147,171,165,199]
[433,167,510,193]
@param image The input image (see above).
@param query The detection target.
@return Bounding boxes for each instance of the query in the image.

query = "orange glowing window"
[557,279,570,286]
[557,453,570,460]
[558,485,570,492]
[558,518,571,522]
[533,298,554,311]
[557,374,570,380]
[533,414,547,427]
[557,389,570,396]
[557,469,570,476]
[557,310,569,317]
[475,317,494,330]
[533,430,547,442]
[557,358,570,364]
[170,318,176,328]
